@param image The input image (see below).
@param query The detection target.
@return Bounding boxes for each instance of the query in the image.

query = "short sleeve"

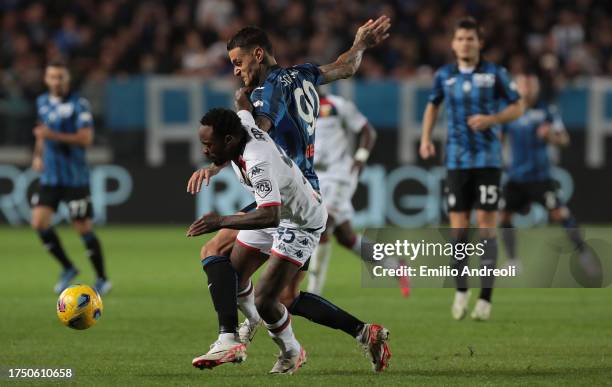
[246,160,281,208]
[428,70,445,105]
[546,104,565,133]
[250,81,286,127]
[293,63,323,86]
[337,98,368,133]
[494,66,520,104]
[237,110,257,128]
[75,97,94,129]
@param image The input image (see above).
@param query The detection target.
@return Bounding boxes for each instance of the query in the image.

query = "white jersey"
[314,94,367,181]
[232,110,327,230]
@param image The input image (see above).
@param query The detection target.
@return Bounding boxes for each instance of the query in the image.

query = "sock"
[307,240,332,295]
[288,291,364,338]
[217,332,238,344]
[479,237,498,302]
[81,232,106,280]
[350,234,362,256]
[561,215,586,252]
[237,280,261,325]
[500,221,517,261]
[264,305,300,356]
[37,228,73,270]
[202,255,238,334]
[450,232,469,292]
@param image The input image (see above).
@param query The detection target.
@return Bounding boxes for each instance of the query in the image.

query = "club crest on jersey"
[255,180,272,198]
[249,165,264,179]
[253,100,264,108]
[58,103,74,118]
[473,73,495,88]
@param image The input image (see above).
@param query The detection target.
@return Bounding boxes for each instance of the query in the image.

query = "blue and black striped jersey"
[36,92,93,187]
[503,101,564,182]
[429,61,520,170]
[250,63,322,191]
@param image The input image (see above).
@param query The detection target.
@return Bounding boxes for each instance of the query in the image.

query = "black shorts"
[502,179,562,213]
[31,185,93,220]
[445,168,501,212]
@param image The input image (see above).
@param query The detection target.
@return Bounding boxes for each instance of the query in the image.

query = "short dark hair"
[227,26,272,53]
[454,17,483,39]
[200,108,244,139]
[47,59,68,69]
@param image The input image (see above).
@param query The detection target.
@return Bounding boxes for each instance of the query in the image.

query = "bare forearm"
[46,130,93,147]
[219,207,280,230]
[492,102,524,125]
[33,137,44,157]
[421,103,439,141]
[318,44,365,84]
[358,122,377,151]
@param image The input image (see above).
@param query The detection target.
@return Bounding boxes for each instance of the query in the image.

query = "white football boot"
[451,290,471,320]
[238,318,261,345]
[471,299,492,321]
[192,337,247,370]
[269,347,306,375]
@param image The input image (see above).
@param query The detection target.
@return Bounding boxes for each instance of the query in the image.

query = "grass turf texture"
[1,225,611,386]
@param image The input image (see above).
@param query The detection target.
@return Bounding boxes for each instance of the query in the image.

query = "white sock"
[264,305,300,356]
[351,234,363,256]
[307,241,332,295]
[217,332,237,344]
[237,281,261,326]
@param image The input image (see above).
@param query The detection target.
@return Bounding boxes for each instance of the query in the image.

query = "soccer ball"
[56,285,103,330]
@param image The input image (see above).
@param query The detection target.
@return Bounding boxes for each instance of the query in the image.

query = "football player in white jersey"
[187,104,390,374]
[306,91,409,297]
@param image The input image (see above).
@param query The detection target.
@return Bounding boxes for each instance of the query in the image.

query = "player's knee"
[72,221,91,235]
[200,238,230,259]
[30,215,48,231]
[279,287,298,308]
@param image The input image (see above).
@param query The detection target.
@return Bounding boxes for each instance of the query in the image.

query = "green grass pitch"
[1,225,611,386]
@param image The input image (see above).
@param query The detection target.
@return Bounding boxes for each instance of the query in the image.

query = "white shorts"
[319,175,357,226]
[236,224,322,267]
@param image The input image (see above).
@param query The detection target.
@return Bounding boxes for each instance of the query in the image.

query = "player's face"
[516,75,540,105]
[452,28,481,62]
[45,66,70,96]
[228,47,264,87]
[198,125,233,166]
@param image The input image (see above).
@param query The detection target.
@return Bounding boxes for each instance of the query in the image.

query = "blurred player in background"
[500,73,596,274]
[306,90,409,297]
[187,17,392,372]
[30,60,111,295]
[419,17,523,320]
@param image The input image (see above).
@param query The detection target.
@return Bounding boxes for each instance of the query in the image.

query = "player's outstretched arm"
[186,162,228,194]
[186,206,280,236]
[419,103,439,159]
[318,15,391,84]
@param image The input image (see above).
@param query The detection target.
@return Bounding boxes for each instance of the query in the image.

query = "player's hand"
[536,123,551,139]
[234,87,253,113]
[186,165,222,194]
[351,159,365,176]
[467,115,497,131]
[353,15,391,50]
[187,212,223,237]
[33,125,51,139]
[32,156,44,172]
[419,140,436,160]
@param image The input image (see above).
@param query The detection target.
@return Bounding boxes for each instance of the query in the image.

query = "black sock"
[561,215,586,252]
[500,221,517,260]
[37,228,73,270]
[450,231,469,291]
[288,291,365,338]
[202,255,238,334]
[479,237,498,302]
[81,232,106,280]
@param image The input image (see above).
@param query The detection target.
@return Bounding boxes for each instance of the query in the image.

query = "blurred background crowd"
[1,0,611,99]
